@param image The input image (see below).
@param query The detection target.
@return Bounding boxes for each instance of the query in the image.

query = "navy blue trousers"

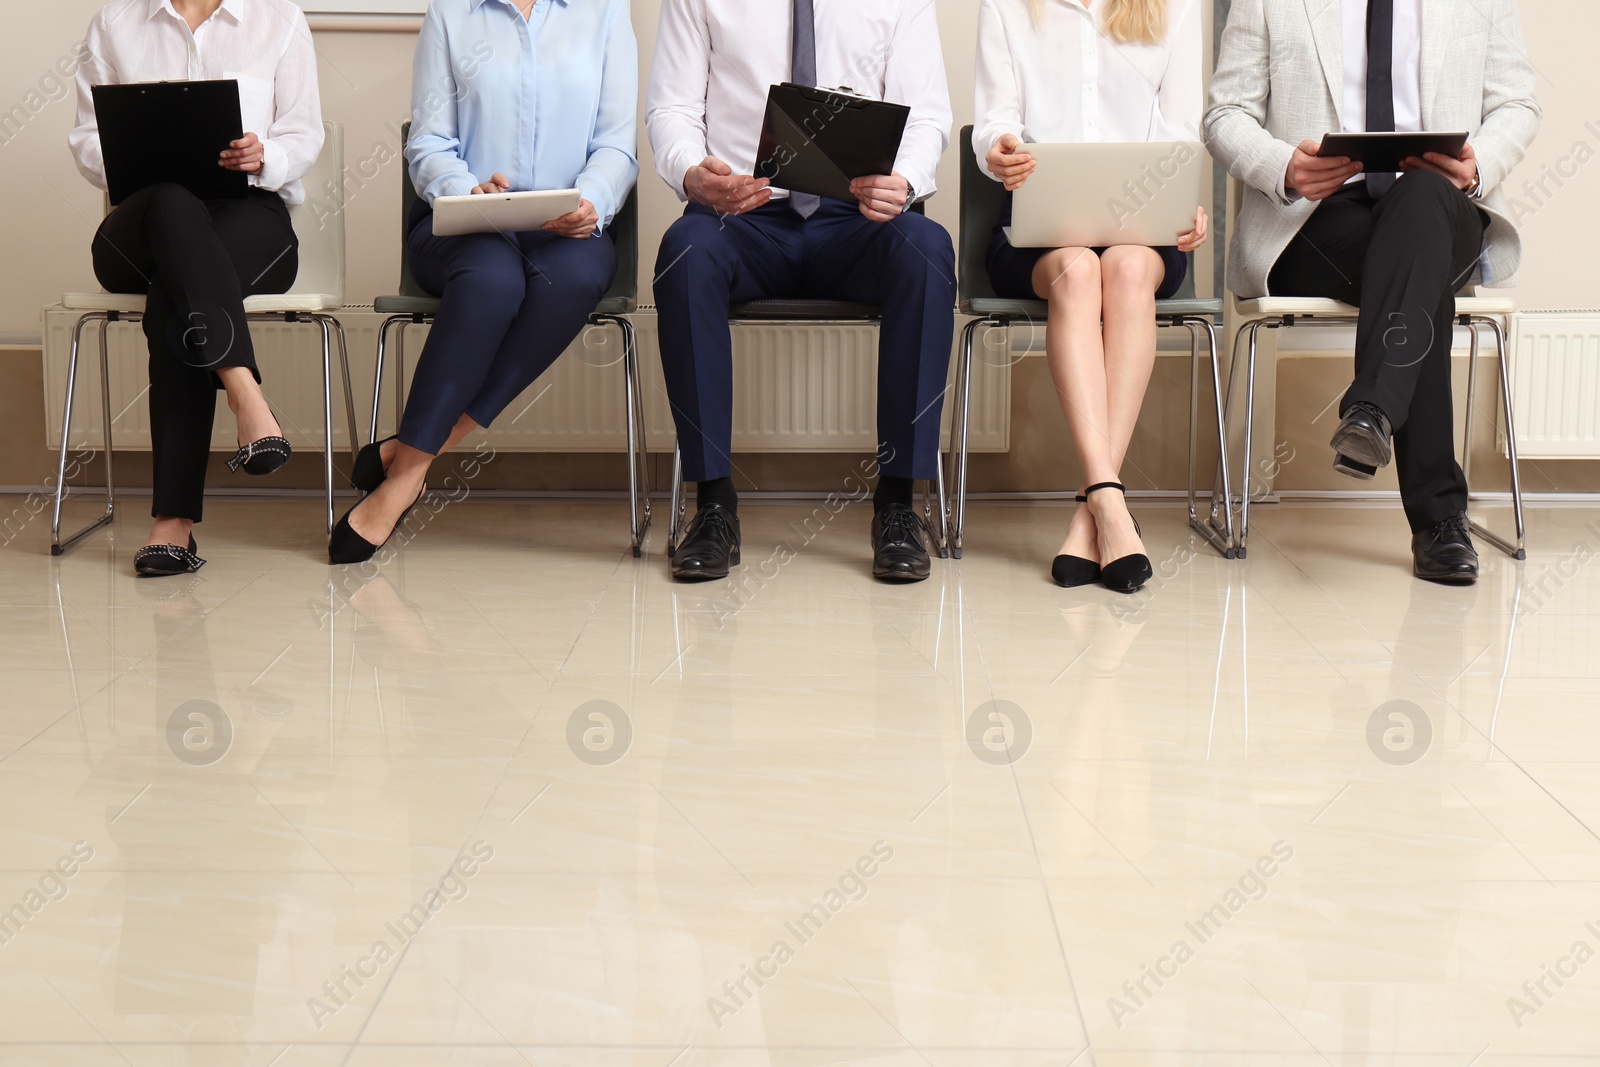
[399,199,617,454]
[652,199,956,482]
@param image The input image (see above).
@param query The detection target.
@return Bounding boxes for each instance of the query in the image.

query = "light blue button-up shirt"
[405,0,638,229]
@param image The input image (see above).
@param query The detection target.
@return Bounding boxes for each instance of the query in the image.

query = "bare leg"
[216,366,282,446]
[145,515,195,550]
[1090,246,1165,563]
[347,414,480,543]
[1033,247,1105,562]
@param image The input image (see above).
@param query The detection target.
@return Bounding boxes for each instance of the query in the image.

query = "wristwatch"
[904,181,917,208]
[1464,170,1482,198]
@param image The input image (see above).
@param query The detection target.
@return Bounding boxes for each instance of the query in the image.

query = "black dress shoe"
[871,502,932,583]
[350,435,398,492]
[1330,402,1392,473]
[328,487,425,566]
[1412,514,1479,585]
[671,503,740,581]
[227,436,292,476]
[134,536,205,577]
[1085,481,1152,594]
[1051,493,1101,587]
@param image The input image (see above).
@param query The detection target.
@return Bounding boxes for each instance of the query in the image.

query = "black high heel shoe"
[1084,481,1152,594]
[328,486,426,565]
[1051,494,1101,588]
[227,436,292,476]
[134,536,205,577]
[350,435,398,492]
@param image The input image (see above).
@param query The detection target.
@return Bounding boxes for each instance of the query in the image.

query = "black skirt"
[984,191,1189,301]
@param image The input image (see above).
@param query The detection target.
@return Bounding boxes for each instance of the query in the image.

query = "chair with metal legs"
[1222,180,1524,560]
[369,122,651,555]
[945,125,1235,560]
[51,121,360,554]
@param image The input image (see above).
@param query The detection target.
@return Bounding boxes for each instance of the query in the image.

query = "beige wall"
[3,2,1598,496]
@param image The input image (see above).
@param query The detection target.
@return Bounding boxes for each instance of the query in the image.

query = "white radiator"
[41,307,1009,455]
[1510,311,1600,459]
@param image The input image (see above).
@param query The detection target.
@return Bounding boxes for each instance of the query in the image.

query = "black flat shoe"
[350,435,398,492]
[328,487,425,566]
[1412,514,1479,585]
[227,435,292,476]
[671,503,740,581]
[1052,494,1100,587]
[134,536,205,577]
[871,502,932,583]
[1330,402,1392,472]
[1085,481,1152,594]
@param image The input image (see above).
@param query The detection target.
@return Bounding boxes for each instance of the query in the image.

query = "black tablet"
[1317,132,1469,173]
[92,80,249,206]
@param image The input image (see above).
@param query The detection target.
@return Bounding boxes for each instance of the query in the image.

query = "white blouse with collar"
[973,0,1202,180]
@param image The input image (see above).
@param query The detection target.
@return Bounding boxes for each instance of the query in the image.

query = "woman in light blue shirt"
[331,0,638,564]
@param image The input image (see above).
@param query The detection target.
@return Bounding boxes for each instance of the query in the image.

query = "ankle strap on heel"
[1083,481,1127,497]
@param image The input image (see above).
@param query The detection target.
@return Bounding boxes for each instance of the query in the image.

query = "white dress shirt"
[70,0,325,205]
[1278,0,1424,200]
[973,0,1203,180]
[1341,0,1422,136]
[646,0,952,202]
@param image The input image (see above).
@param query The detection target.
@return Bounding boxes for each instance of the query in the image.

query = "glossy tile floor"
[3,492,1600,1065]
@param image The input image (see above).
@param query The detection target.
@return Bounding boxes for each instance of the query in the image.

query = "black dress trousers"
[1268,171,1487,533]
[92,183,299,522]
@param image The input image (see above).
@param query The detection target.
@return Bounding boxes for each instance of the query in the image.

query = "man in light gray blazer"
[1206,0,1540,584]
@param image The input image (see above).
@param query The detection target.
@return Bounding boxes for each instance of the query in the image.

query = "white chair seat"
[1237,295,1516,317]
[60,291,338,314]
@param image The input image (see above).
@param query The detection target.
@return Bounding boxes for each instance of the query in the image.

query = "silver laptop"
[1007,142,1207,248]
[432,188,582,237]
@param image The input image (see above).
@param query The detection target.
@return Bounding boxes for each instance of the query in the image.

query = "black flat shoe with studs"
[227,436,292,476]
[134,536,205,577]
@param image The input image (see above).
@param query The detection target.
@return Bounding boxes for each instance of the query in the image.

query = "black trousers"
[93,184,298,522]
[1268,170,1486,533]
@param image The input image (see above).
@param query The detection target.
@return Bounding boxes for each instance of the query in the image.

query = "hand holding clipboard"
[755,84,911,216]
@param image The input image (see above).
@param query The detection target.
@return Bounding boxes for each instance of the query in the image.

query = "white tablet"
[432,188,583,237]
[1007,142,1206,249]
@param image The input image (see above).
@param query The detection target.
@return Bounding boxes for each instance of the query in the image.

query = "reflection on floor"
[2,494,1598,1065]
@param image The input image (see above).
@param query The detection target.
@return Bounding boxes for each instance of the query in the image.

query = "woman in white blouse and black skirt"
[974,0,1208,593]
[69,0,323,576]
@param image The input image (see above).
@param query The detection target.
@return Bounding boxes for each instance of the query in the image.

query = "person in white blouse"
[69,0,323,577]
[974,0,1208,593]
[646,0,956,584]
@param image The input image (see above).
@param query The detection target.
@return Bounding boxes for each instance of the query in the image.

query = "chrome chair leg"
[51,312,120,556]
[1182,317,1233,558]
[949,317,981,560]
[1232,320,1267,559]
[330,316,360,463]
[1466,314,1526,560]
[667,446,685,557]
[318,316,336,536]
[1202,316,1236,549]
[599,313,651,557]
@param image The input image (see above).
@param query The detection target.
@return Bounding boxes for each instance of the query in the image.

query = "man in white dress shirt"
[1206,0,1539,584]
[646,0,956,584]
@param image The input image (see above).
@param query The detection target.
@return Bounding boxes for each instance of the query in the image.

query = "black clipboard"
[92,80,249,206]
[754,83,910,203]
[1317,131,1469,173]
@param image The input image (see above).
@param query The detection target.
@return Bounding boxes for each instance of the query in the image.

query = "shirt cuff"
[578,177,616,230]
[662,148,698,204]
[256,138,288,193]
[1275,163,1302,205]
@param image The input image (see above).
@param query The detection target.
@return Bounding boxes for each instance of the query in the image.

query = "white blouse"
[70,0,324,205]
[972,0,1203,180]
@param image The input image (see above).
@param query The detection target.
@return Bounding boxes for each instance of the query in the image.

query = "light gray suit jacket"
[1204,0,1541,297]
